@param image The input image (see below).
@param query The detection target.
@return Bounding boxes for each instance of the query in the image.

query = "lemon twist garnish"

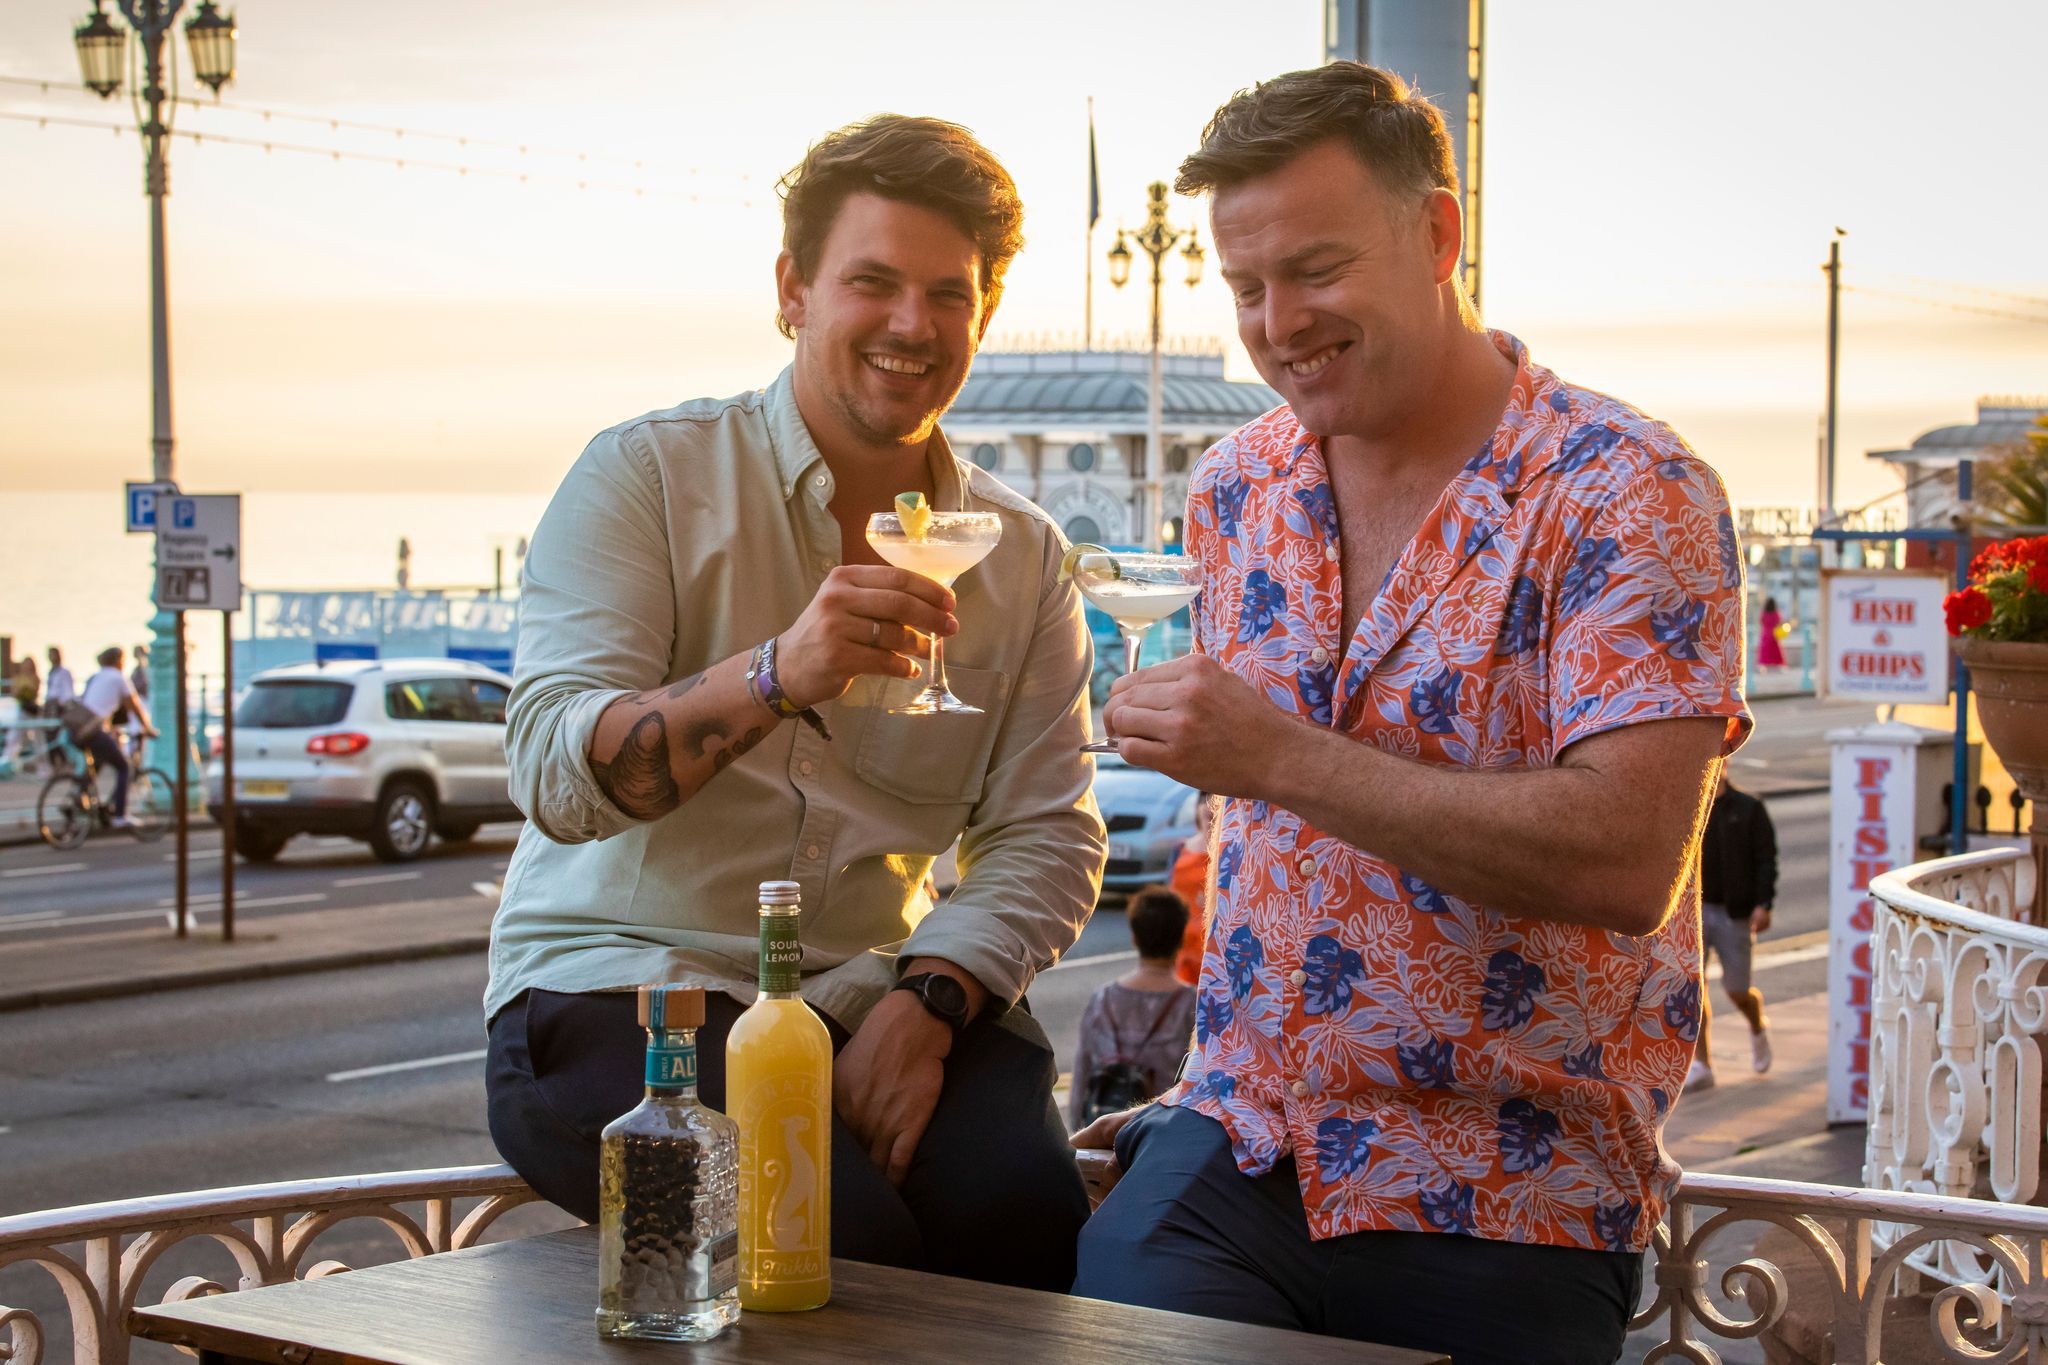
[895,491,934,543]
[1057,542,1118,583]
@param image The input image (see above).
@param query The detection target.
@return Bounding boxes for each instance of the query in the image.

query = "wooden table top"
[130,1225,1446,1364]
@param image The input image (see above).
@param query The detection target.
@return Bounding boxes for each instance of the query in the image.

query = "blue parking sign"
[125,480,176,533]
[174,498,196,529]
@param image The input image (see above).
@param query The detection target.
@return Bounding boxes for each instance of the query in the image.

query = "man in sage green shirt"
[484,114,1106,1292]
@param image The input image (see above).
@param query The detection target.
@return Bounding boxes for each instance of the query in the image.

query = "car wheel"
[369,780,434,863]
[234,825,289,863]
[436,820,481,843]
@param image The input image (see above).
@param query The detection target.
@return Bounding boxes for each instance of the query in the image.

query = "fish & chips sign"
[1820,570,1950,705]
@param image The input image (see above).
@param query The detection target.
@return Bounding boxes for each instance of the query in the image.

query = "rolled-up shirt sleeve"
[507,427,675,844]
[900,528,1107,1005]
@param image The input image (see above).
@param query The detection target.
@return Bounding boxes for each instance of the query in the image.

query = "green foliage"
[1978,417,2048,531]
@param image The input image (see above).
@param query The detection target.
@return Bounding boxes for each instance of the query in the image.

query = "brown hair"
[1176,62,1458,203]
[1127,885,1191,960]
[775,114,1026,339]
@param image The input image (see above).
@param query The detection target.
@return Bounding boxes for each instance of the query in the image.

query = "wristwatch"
[893,972,970,1035]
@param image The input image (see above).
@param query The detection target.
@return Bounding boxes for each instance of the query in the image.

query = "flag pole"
[1086,96,1098,352]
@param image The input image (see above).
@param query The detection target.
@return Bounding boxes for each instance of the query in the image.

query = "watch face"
[923,974,967,1015]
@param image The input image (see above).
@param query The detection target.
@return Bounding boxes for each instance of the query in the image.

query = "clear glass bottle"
[596,985,741,1341]
[727,879,833,1311]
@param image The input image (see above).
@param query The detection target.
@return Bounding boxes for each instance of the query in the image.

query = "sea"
[3,489,552,679]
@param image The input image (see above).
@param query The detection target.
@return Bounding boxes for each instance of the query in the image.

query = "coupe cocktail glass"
[1074,551,1203,753]
[865,511,1003,715]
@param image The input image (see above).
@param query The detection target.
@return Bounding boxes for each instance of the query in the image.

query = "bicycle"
[37,741,173,851]
[0,720,74,782]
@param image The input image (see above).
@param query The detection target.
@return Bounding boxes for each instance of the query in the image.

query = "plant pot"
[1958,636,2048,918]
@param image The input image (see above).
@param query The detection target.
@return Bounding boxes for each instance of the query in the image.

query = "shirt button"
[1298,854,1318,877]
[1289,969,1307,987]
[1310,646,1329,664]
[797,759,815,777]
[804,843,821,860]
[1291,1080,1310,1099]
[813,474,828,488]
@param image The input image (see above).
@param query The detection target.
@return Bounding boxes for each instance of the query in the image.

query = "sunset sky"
[2,0,2044,514]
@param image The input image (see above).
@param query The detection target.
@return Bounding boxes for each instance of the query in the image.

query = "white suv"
[203,658,521,863]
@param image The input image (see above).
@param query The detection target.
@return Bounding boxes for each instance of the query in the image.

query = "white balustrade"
[0,1165,540,1364]
[1867,847,2045,1290]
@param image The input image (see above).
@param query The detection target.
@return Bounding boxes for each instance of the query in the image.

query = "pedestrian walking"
[43,647,75,710]
[1071,886,1197,1127]
[1687,772,1779,1089]
[1167,792,1213,986]
[1756,596,1786,671]
[1,656,41,768]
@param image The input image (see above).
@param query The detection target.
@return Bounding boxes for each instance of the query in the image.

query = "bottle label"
[737,1071,828,1279]
[758,912,803,994]
[646,1038,697,1091]
[707,1229,740,1298]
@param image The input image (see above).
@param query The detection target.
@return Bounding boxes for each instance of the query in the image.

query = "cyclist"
[75,646,159,828]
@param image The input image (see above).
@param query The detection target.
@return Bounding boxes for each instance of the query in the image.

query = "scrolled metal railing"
[0,1164,542,1364]
[7,1155,2048,1361]
[1867,847,2043,1261]
[1632,1171,2048,1362]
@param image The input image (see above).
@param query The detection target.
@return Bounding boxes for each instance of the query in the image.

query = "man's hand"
[1752,906,1773,935]
[777,565,958,711]
[834,988,953,1187]
[1102,653,1293,797]
[1070,1104,1149,1151]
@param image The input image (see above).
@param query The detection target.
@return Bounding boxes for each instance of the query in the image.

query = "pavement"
[1,686,1867,1183]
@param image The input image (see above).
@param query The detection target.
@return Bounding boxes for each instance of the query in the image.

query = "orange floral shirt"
[1161,333,1751,1252]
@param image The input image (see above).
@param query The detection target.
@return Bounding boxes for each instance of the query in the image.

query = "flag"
[1088,100,1101,230]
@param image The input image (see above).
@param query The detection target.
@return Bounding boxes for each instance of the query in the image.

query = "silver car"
[1094,752,1200,897]
[203,658,520,863]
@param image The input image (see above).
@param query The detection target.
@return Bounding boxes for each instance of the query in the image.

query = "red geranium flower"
[1945,586,1993,634]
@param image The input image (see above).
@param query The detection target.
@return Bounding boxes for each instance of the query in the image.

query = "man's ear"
[1423,187,1464,288]
[775,249,807,332]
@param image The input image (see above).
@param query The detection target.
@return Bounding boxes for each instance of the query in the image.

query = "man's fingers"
[834,586,957,638]
[832,565,956,612]
[849,619,928,657]
[884,1121,926,1189]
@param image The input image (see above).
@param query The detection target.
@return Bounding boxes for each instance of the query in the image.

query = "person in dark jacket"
[1688,771,1779,1088]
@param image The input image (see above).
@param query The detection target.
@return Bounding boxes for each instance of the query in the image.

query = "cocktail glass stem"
[891,615,981,715]
[928,632,952,702]
[1081,626,1152,753]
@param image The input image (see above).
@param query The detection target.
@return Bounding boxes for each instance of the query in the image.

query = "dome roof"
[1870,401,2047,465]
[949,350,1280,432]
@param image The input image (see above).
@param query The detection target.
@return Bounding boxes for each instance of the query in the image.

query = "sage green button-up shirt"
[485,369,1107,1029]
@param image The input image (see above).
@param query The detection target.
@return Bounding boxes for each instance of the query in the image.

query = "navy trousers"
[486,987,1088,1293]
[1074,1104,1644,1364]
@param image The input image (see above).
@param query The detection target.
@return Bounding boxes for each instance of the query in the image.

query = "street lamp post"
[1108,181,1203,551]
[72,0,238,759]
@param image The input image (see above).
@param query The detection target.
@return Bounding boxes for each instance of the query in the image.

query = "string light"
[1841,284,2048,327]
[0,107,760,207]
[0,72,753,188]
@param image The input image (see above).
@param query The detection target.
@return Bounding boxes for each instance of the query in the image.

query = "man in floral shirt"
[1070,63,1750,1364]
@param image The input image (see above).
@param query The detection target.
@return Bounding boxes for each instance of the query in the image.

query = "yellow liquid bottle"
[726,879,832,1311]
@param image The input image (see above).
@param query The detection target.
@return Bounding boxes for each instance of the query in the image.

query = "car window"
[236,680,353,728]
[469,680,508,724]
[385,677,475,722]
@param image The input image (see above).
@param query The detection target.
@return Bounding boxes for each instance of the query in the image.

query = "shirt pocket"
[853,664,1012,806]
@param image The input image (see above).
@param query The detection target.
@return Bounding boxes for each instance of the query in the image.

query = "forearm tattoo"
[590,709,681,819]
[589,667,771,818]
